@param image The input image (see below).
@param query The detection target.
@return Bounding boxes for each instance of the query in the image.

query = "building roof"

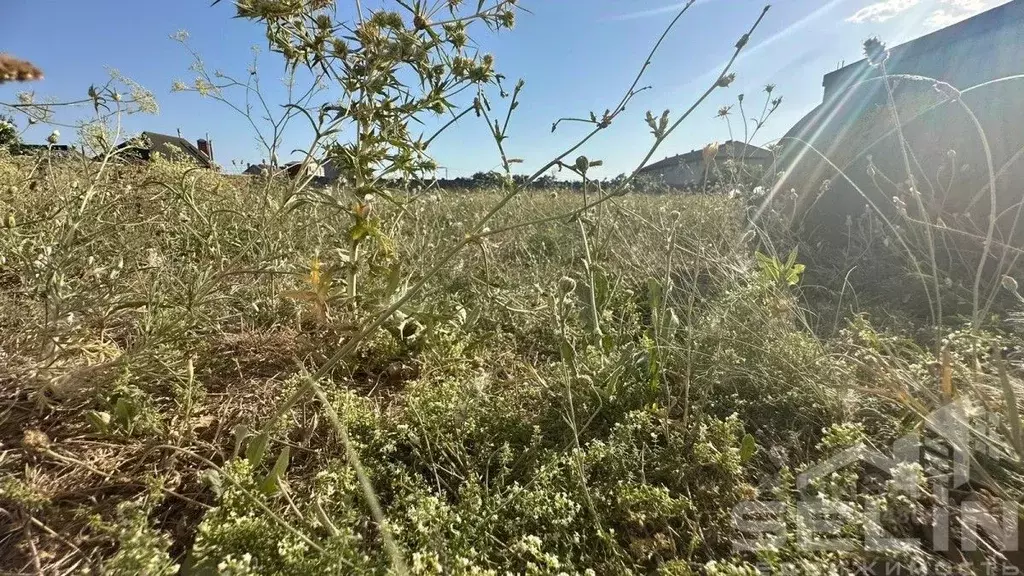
[822,0,1024,98]
[112,131,214,168]
[781,0,1024,157]
[638,140,774,173]
[11,143,88,161]
[243,163,271,175]
[12,143,71,154]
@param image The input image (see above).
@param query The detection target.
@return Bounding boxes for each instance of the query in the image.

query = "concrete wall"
[649,159,705,187]
[644,155,774,188]
[822,1,1024,103]
[777,0,1024,248]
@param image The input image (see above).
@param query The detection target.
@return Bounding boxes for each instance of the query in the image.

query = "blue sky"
[0,0,1007,177]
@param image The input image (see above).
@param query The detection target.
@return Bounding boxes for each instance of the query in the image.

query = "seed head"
[47,130,60,145]
[22,429,51,454]
[863,37,888,67]
[716,73,736,88]
[1003,275,1019,293]
[558,276,577,294]
[892,196,907,216]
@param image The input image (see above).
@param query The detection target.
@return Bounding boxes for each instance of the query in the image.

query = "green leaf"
[260,445,291,494]
[559,340,576,364]
[384,261,402,300]
[601,333,615,354]
[199,469,223,497]
[787,263,806,286]
[113,397,136,427]
[85,410,111,434]
[348,220,372,242]
[740,433,757,463]
[647,278,663,312]
[232,423,249,460]
[592,265,610,309]
[246,431,270,467]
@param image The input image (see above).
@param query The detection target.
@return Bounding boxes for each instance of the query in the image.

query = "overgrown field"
[1,154,1022,574]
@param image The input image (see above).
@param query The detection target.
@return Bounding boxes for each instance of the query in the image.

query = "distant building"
[242,158,334,185]
[242,163,272,176]
[283,159,325,179]
[106,132,216,169]
[637,140,775,188]
[10,143,86,161]
[777,0,1024,237]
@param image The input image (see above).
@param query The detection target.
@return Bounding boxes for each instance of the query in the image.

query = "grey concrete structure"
[777,0,1024,247]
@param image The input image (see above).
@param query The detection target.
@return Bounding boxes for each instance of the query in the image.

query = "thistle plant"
[713,84,783,190]
[3,70,157,131]
[7,3,1024,573]
[192,0,774,567]
[212,0,518,200]
[171,30,330,176]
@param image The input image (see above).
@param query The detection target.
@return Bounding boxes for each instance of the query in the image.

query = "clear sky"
[1,0,1008,177]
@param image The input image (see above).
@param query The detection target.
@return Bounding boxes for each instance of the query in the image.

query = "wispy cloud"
[605,0,710,22]
[846,0,920,23]
[925,9,960,25]
[925,0,992,28]
[667,0,847,95]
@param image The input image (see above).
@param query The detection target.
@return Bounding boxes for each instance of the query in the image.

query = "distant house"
[242,159,329,178]
[242,163,272,176]
[637,140,775,188]
[776,0,1024,237]
[284,159,325,179]
[11,143,87,161]
[106,132,216,169]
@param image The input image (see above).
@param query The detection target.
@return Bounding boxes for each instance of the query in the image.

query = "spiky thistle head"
[863,37,888,67]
